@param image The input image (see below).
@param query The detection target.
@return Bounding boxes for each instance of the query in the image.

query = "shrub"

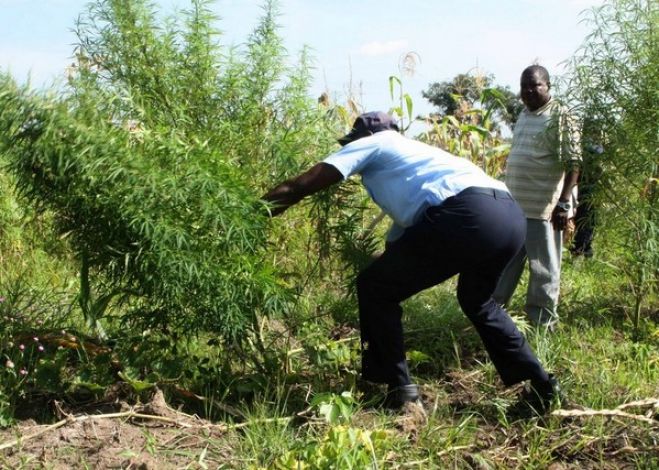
[0,0,340,340]
[565,0,658,335]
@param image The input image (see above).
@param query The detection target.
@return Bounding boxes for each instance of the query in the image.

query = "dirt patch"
[3,383,656,469]
[0,389,237,469]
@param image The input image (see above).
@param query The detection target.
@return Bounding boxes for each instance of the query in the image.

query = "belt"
[457,186,512,199]
[425,186,513,220]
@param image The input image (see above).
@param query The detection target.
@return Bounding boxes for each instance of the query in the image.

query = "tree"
[564,0,658,336]
[418,71,519,177]
[422,72,522,130]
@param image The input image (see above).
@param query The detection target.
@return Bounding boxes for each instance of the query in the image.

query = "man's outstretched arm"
[262,163,343,216]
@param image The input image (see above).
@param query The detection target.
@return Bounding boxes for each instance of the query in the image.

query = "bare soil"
[1,375,656,469]
[0,389,237,469]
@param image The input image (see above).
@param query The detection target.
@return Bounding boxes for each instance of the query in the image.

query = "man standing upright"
[494,65,581,329]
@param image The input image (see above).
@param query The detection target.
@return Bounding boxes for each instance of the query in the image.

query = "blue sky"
[0,0,603,121]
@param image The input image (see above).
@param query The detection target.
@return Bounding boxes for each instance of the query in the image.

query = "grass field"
[1,241,657,469]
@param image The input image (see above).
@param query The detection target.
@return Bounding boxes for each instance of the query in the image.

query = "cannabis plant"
[0,0,342,340]
[565,0,658,335]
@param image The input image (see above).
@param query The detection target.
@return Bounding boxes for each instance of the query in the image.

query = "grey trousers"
[493,218,562,327]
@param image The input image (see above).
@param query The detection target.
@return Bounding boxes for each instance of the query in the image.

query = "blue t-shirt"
[323,131,508,230]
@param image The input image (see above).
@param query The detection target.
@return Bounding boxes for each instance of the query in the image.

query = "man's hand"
[261,163,343,217]
[553,167,579,231]
[551,202,570,231]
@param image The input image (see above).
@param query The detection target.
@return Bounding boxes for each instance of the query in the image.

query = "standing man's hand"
[551,200,571,231]
[553,166,580,232]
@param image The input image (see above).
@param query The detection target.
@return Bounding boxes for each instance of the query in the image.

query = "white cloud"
[354,40,408,57]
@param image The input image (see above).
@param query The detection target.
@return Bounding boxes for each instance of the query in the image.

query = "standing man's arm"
[551,103,582,231]
[262,163,343,216]
[551,165,580,230]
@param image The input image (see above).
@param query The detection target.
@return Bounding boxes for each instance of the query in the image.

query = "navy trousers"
[356,186,550,387]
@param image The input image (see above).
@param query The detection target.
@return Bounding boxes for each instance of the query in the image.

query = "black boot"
[522,374,566,414]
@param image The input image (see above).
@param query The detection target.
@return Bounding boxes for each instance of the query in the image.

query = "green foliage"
[416,70,516,178]
[302,337,356,376]
[311,391,356,425]
[0,0,340,339]
[0,152,76,302]
[422,71,522,129]
[389,75,414,132]
[0,328,43,426]
[0,279,76,425]
[273,425,390,469]
[0,74,277,338]
[387,51,421,133]
[419,113,511,177]
[565,0,658,334]
[0,3,657,467]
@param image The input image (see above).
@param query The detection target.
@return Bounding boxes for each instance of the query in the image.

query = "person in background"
[494,65,581,330]
[262,111,563,412]
[570,141,604,258]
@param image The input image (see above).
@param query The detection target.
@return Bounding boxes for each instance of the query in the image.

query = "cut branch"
[0,408,305,451]
[552,398,659,426]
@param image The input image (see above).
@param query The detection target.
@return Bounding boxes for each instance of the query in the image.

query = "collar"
[525,98,554,115]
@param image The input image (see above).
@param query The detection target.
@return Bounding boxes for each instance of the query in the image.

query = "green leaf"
[406,350,431,364]
[72,380,106,394]
[389,106,404,118]
[404,93,414,121]
[338,401,353,421]
[118,371,156,393]
[319,403,341,424]
[389,75,401,100]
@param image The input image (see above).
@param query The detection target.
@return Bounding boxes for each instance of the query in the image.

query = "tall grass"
[565,0,658,337]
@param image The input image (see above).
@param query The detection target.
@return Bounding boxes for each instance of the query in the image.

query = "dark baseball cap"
[338,111,399,146]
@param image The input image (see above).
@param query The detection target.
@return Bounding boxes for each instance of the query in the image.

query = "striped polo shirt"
[505,99,581,220]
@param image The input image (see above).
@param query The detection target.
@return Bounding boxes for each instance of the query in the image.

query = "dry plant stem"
[614,398,659,410]
[0,411,195,451]
[609,445,659,456]
[552,398,659,426]
[171,384,243,418]
[552,409,656,426]
[399,458,430,467]
[436,445,473,456]
[0,409,304,451]
[364,211,387,238]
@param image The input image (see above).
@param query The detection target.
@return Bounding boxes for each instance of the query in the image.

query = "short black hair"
[522,65,550,84]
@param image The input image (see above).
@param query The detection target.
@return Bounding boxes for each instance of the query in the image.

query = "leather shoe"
[383,384,421,409]
[522,374,565,414]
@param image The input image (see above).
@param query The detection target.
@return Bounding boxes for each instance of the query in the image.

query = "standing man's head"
[520,65,551,111]
[338,111,399,146]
